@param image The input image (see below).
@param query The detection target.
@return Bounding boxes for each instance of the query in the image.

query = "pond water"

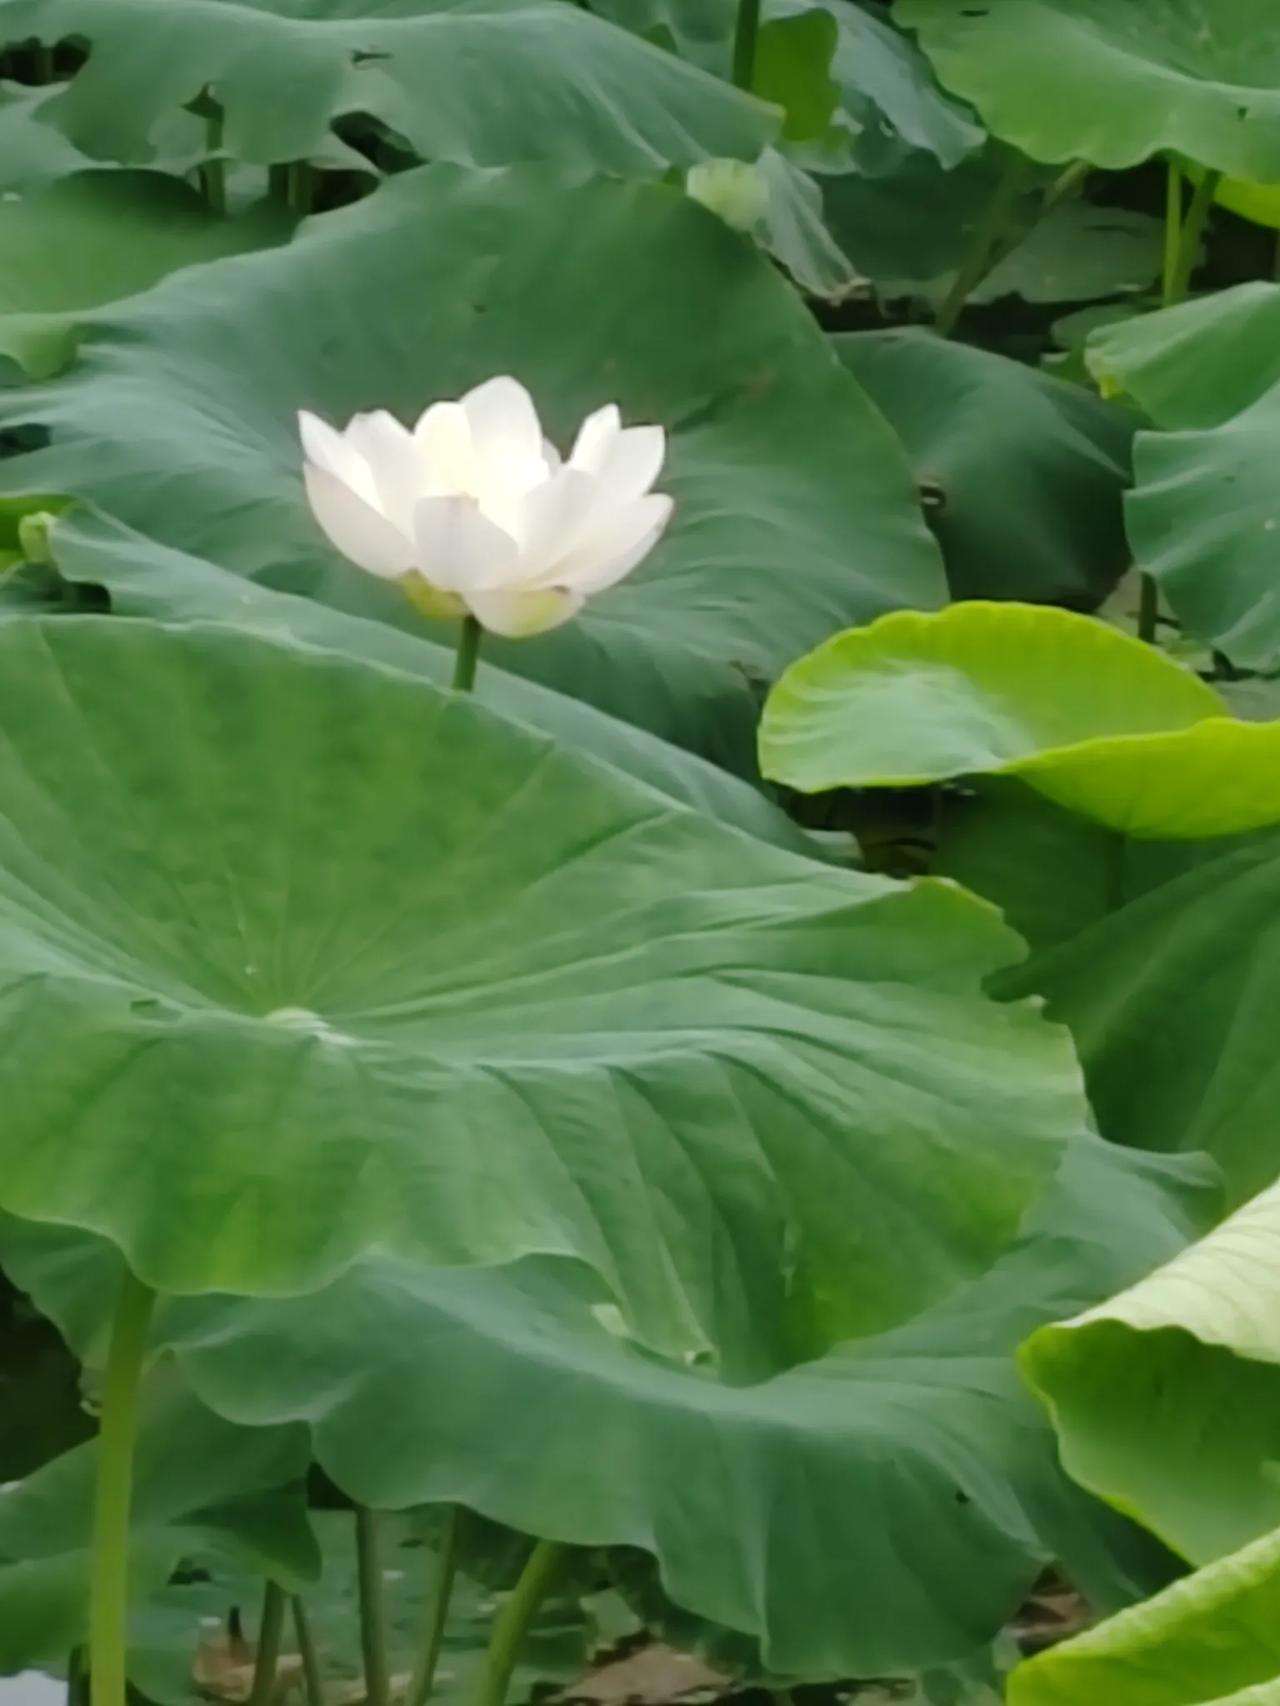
[0,1676,62,1706]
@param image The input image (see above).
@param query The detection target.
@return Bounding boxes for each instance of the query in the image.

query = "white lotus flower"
[298,376,673,638]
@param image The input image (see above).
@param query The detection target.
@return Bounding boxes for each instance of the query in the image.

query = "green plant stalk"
[248,1583,287,1706]
[1162,159,1183,302]
[287,161,314,215]
[291,1598,324,1706]
[1167,168,1221,307]
[409,1510,462,1706]
[731,0,761,90]
[355,1510,391,1706]
[67,1647,88,1706]
[89,1269,156,1706]
[472,1540,565,1706]
[201,109,227,217]
[452,615,482,692]
[1137,163,1219,644]
[934,153,1033,337]
[1138,571,1160,645]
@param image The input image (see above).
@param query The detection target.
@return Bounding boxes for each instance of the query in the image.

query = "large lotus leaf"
[808,0,982,173]
[0,165,943,769]
[997,827,1280,1205]
[1081,286,1280,671]
[760,602,1280,837]
[1010,1525,1280,1706]
[585,0,981,169]
[1126,378,1280,671]
[896,0,1280,179]
[0,0,776,173]
[0,616,1082,1362]
[754,148,861,300]
[0,1378,315,1671]
[835,330,1134,607]
[933,783,1252,958]
[0,80,93,191]
[22,506,817,857]
[0,170,295,381]
[1023,1178,1280,1576]
[824,145,1159,310]
[1086,283,1280,430]
[0,1138,1217,1677]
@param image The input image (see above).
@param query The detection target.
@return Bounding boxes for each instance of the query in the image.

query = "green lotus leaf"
[1023,1176,1280,1575]
[0,170,294,381]
[586,0,982,169]
[998,827,1280,1205]
[754,148,861,300]
[761,602,1280,837]
[0,616,1081,1358]
[1010,1524,1280,1706]
[0,80,94,192]
[1082,285,1280,670]
[0,1378,315,1671]
[26,506,817,856]
[0,0,775,173]
[933,783,1239,958]
[0,1135,1217,1677]
[1086,283,1280,430]
[835,330,1134,607]
[825,144,1160,314]
[0,165,943,768]
[896,0,1280,178]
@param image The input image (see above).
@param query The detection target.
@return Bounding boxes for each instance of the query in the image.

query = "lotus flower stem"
[287,162,314,215]
[88,1267,156,1706]
[355,1509,392,1706]
[408,1508,461,1706]
[1162,160,1183,302]
[452,616,482,693]
[472,1538,565,1706]
[248,1582,287,1706]
[201,109,227,217]
[934,152,1033,337]
[290,1597,325,1706]
[732,0,760,88]
[1167,167,1220,306]
[1137,572,1160,644]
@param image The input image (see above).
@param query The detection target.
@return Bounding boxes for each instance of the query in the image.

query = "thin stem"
[1138,571,1160,644]
[1167,168,1221,306]
[286,161,314,215]
[247,1583,286,1706]
[355,1510,391,1706]
[1162,159,1183,303]
[934,153,1033,337]
[451,615,482,692]
[268,163,290,206]
[409,1510,462,1706]
[291,1598,325,1706]
[200,108,226,216]
[731,0,761,89]
[1040,158,1090,218]
[472,1541,565,1706]
[89,1269,156,1706]
[67,1648,88,1706]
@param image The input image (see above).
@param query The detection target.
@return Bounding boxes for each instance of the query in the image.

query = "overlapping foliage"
[1,4,1278,1705]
